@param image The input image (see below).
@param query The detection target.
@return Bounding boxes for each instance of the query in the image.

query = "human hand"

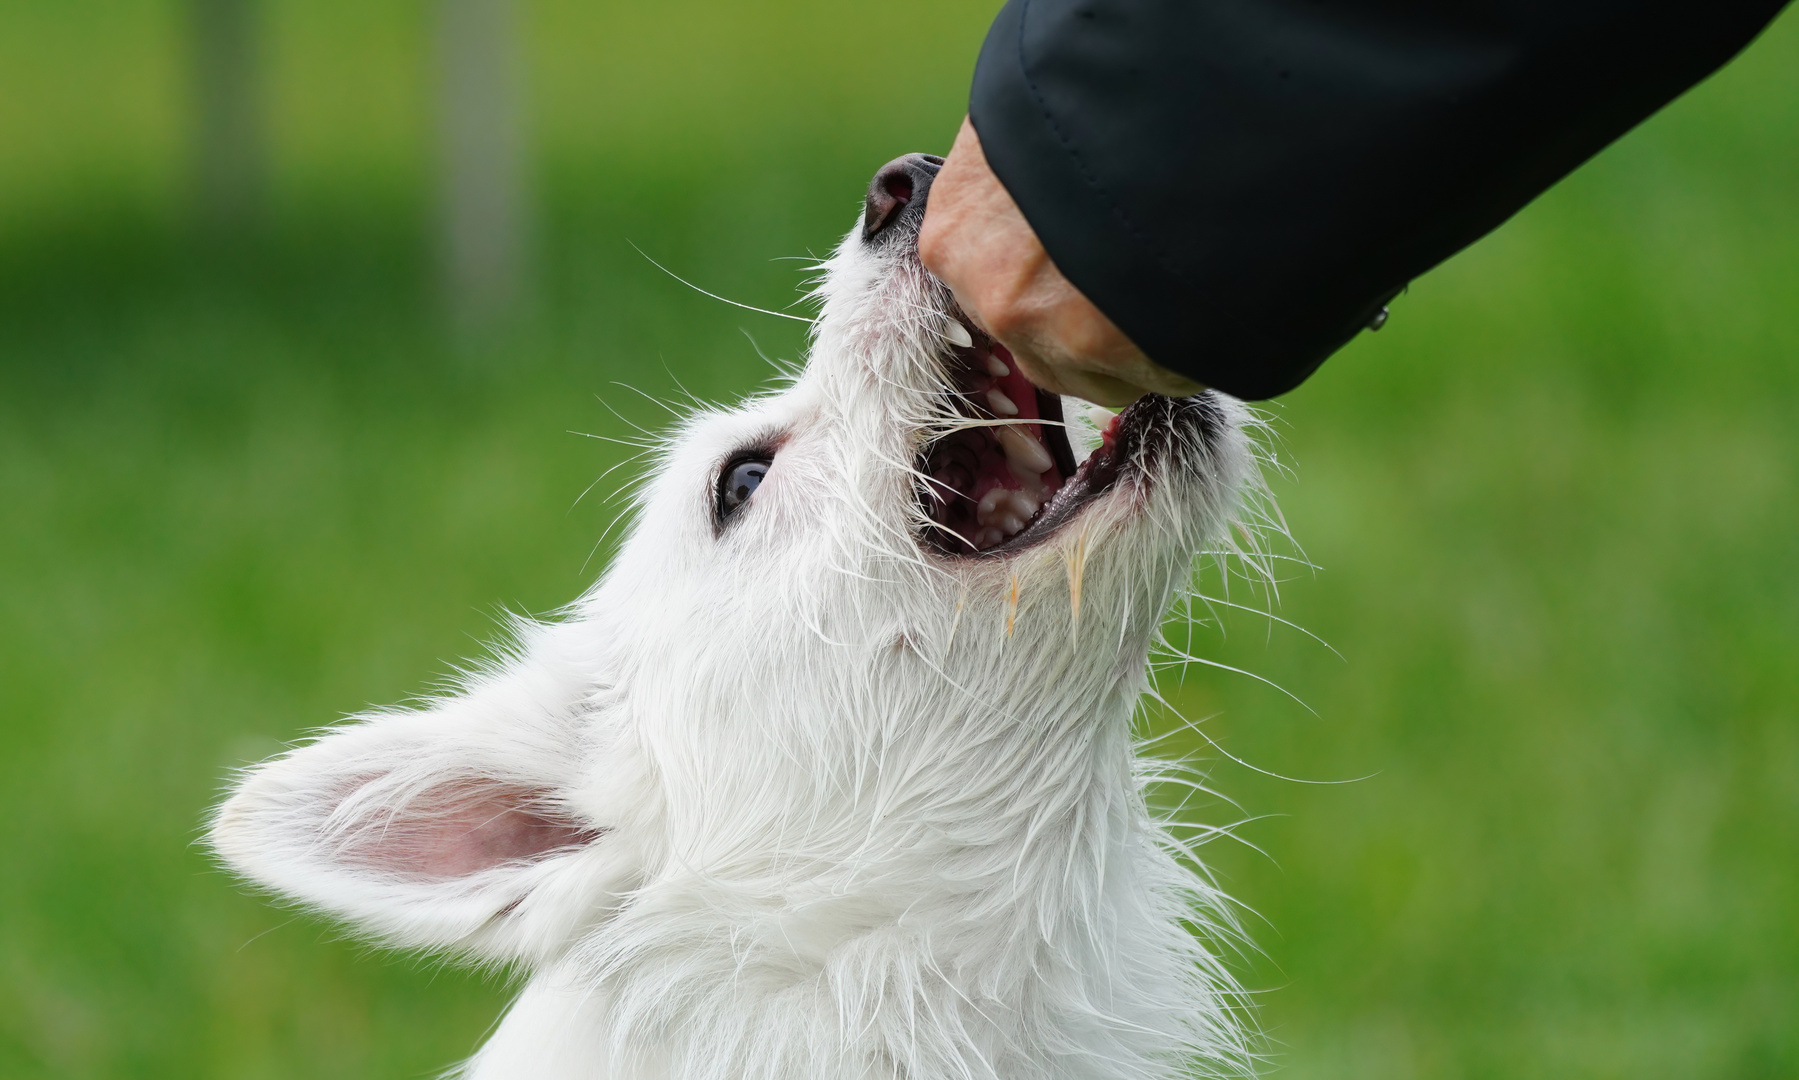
[919,117,1203,409]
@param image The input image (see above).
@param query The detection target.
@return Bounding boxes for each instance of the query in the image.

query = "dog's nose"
[863,153,945,242]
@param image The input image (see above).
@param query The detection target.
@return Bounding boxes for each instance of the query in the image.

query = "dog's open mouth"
[918,321,1129,558]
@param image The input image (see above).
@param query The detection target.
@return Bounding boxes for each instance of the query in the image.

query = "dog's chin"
[914,319,1226,560]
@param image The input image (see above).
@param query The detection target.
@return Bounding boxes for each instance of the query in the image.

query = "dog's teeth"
[973,526,1004,549]
[943,319,975,349]
[1086,405,1116,429]
[996,424,1054,476]
[975,487,1006,524]
[985,354,1010,378]
[985,388,1019,416]
[976,486,1041,533]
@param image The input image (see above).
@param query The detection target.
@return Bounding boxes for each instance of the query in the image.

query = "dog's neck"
[467,677,1236,1080]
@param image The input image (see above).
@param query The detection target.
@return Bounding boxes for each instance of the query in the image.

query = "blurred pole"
[436,0,533,331]
[190,0,264,236]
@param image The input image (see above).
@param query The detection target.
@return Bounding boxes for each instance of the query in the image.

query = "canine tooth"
[943,320,974,349]
[1087,405,1116,430]
[985,354,1010,378]
[996,424,1054,476]
[985,388,1018,416]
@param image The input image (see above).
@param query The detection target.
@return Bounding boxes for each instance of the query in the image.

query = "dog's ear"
[210,622,638,963]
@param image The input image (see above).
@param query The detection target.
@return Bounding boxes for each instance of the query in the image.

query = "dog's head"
[607,151,1257,737]
[211,154,1263,1075]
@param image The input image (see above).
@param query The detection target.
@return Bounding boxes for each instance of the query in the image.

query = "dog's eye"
[717,454,772,522]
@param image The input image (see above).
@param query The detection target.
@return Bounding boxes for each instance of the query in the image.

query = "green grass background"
[1,2,1794,1076]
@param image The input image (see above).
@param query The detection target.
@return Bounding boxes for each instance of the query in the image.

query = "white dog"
[211,153,1272,1080]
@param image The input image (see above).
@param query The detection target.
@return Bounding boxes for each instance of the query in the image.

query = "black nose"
[863,153,945,242]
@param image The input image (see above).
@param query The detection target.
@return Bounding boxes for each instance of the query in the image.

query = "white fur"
[211,207,1273,1079]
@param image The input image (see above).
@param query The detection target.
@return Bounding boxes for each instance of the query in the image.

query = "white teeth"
[1086,405,1117,430]
[974,487,1042,540]
[985,388,1018,416]
[996,424,1054,476]
[943,320,974,349]
[985,353,1010,378]
[973,526,1005,549]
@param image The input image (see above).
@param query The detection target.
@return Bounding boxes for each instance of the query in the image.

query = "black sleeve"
[970,0,1790,399]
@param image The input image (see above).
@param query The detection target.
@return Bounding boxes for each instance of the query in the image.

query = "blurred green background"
[1,1,1794,1077]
